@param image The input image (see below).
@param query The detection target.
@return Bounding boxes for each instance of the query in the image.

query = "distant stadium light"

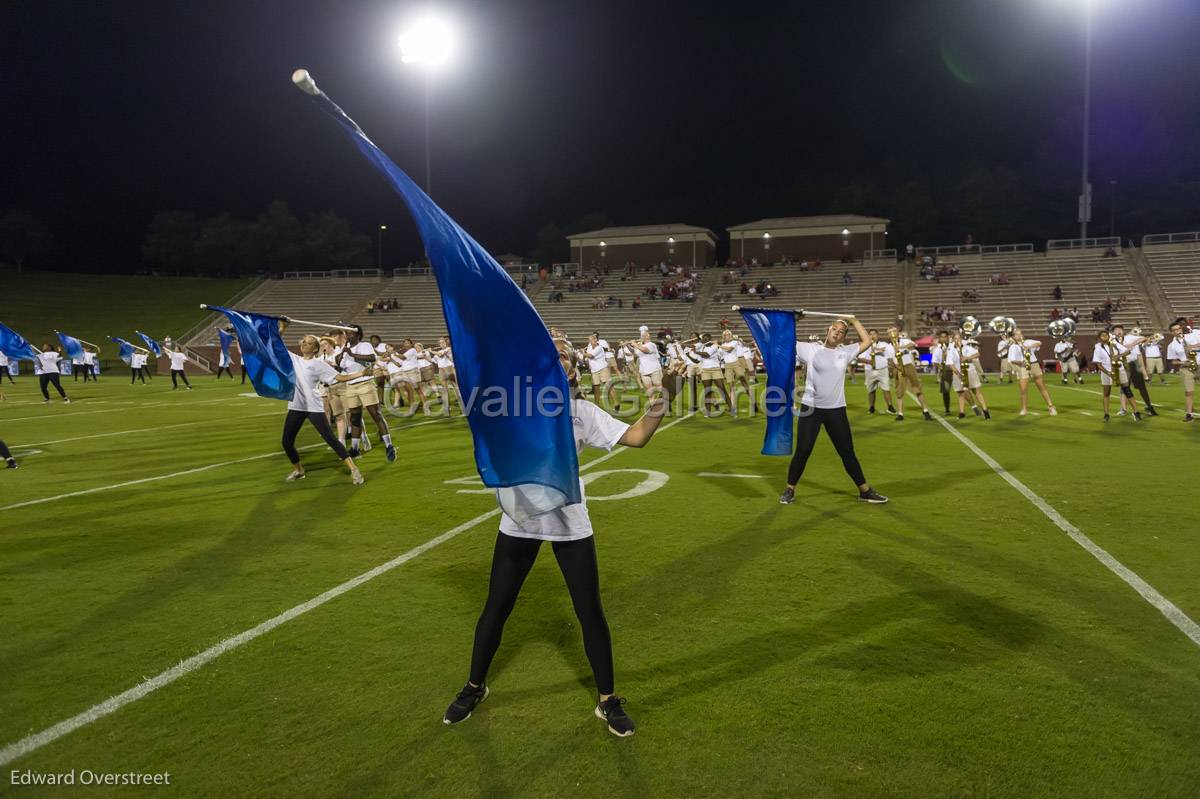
[599,241,607,247]
[842,228,850,236]
[399,13,459,69]
[667,237,675,243]
[762,232,771,239]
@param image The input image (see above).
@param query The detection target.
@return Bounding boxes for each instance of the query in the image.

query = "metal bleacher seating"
[910,250,1152,334]
[1142,246,1200,321]
[699,260,901,338]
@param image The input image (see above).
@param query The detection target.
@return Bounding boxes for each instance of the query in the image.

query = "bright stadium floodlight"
[398,11,460,198]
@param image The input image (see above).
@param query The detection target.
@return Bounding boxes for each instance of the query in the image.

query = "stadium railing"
[1047,236,1120,250]
[979,243,1034,255]
[915,244,983,257]
[1142,231,1200,247]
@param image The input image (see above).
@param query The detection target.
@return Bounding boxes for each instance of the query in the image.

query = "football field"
[2,373,1198,797]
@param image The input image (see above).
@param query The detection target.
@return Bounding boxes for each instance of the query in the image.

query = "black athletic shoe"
[1185,414,1194,422]
[868,407,876,414]
[1103,413,1110,422]
[595,696,636,737]
[348,447,360,458]
[895,414,904,421]
[1134,412,1143,422]
[443,683,488,725]
[983,410,991,420]
[858,488,889,504]
[1147,407,1159,417]
[972,405,982,417]
[923,410,932,421]
[886,406,896,415]
[386,445,396,463]
[5,459,16,469]
[779,487,795,505]
[957,412,965,419]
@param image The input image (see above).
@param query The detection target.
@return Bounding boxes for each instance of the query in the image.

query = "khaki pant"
[1145,356,1164,376]
[865,367,890,392]
[700,367,723,381]
[640,370,663,390]
[901,363,921,391]
[1181,369,1195,393]
[590,366,612,384]
[1061,357,1080,374]
[723,360,747,383]
[1014,361,1042,381]
[344,380,381,409]
[327,382,348,416]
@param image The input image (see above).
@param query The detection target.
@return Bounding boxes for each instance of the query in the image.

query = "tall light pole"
[399,13,458,198]
[1078,0,1093,241]
[1109,179,1117,237]
[378,224,387,270]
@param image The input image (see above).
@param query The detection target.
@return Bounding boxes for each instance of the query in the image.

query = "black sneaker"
[1103,413,1110,422]
[443,683,488,725]
[858,488,889,504]
[595,696,635,737]
[779,487,795,505]
[1147,407,1159,417]
[886,406,896,415]
[1185,414,1194,422]
[972,405,982,417]
[983,409,991,420]
[348,447,360,458]
[868,407,876,414]
[1134,412,1143,422]
[957,413,965,419]
[5,459,16,469]
[895,414,904,421]
[386,445,396,463]
[923,410,932,421]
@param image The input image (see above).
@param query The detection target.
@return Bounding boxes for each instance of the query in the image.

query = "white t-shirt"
[794,342,860,409]
[0,352,8,368]
[930,343,945,366]
[897,338,916,365]
[946,344,963,372]
[498,399,631,541]
[1092,343,1125,379]
[962,342,979,372]
[666,342,686,365]
[434,350,454,369]
[585,344,609,373]
[1144,343,1161,358]
[345,342,376,384]
[996,340,1009,357]
[1007,342,1039,364]
[288,353,340,413]
[1054,341,1075,360]
[717,341,741,365]
[697,343,721,369]
[37,351,60,373]
[131,352,146,369]
[866,343,895,370]
[635,342,661,375]
[168,351,188,370]
[399,347,421,372]
[597,339,616,365]
[1120,334,1142,363]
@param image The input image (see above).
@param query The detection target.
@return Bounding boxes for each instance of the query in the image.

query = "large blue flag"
[739,308,797,456]
[207,307,295,400]
[57,332,86,360]
[295,69,579,521]
[136,331,162,357]
[109,337,136,366]
[0,322,39,361]
[218,329,233,363]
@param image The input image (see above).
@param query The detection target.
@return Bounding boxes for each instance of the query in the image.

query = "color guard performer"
[1007,330,1057,416]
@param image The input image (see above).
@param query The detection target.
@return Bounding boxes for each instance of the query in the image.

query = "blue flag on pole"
[296,70,579,521]
[739,308,797,456]
[0,322,38,361]
[110,337,136,366]
[57,332,85,360]
[136,331,162,357]
[218,329,233,362]
[207,307,295,400]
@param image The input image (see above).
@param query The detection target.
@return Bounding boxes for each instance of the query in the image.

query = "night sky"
[3,0,1200,272]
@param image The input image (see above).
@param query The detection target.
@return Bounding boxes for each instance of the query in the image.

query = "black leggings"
[0,440,11,460]
[131,368,145,384]
[2,369,13,384]
[216,366,234,379]
[171,369,191,388]
[73,363,93,382]
[240,365,247,384]
[470,532,613,694]
[39,373,66,400]
[1129,366,1154,409]
[281,409,350,464]
[787,405,867,487]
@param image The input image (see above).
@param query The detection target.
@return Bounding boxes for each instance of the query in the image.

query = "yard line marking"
[1079,411,1094,416]
[0,412,695,766]
[697,472,768,479]
[0,395,256,422]
[912,392,1200,650]
[14,412,281,447]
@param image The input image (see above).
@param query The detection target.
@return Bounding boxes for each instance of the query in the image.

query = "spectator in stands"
[842,271,852,286]
[1104,246,1118,258]
[905,243,915,261]
[1053,285,1063,300]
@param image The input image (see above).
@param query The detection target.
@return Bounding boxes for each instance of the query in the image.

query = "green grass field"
[2,373,1198,797]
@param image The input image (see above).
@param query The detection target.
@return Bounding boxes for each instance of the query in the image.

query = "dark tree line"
[142,200,372,277]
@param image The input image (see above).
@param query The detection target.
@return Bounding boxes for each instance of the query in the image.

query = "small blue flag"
[0,322,38,361]
[218,329,233,362]
[57,332,86,360]
[207,306,295,400]
[110,337,136,366]
[136,331,162,357]
[739,308,797,456]
[298,72,579,521]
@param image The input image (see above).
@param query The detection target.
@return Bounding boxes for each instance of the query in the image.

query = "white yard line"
[697,472,768,479]
[0,412,695,766]
[13,412,281,447]
[913,392,1200,650]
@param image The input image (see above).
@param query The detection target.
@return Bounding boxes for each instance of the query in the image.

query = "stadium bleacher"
[910,250,1152,334]
[699,260,901,338]
[1142,246,1200,322]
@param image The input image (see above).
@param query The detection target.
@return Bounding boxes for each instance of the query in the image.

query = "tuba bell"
[959,315,981,336]
[1047,317,1077,339]
[989,315,1017,335]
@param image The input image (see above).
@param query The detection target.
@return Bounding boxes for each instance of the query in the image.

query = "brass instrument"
[1183,336,1199,372]
[959,315,981,336]
[989,316,1017,335]
[1047,318,1077,339]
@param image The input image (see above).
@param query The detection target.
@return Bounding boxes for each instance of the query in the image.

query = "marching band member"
[631,330,664,401]
[780,315,888,506]
[341,326,396,461]
[889,327,932,421]
[930,330,952,415]
[432,336,461,409]
[1054,337,1083,384]
[997,334,1014,383]
[719,330,752,405]
[390,338,425,414]
[695,333,733,416]
[442,341,670,738]
[1113,325,1157,416]
[1142,335,1166,385]
[583,334,616,407]
[858,329,896,415]
[282,334,366,485]
[1093,329,1141,422]
[1007,330,1057,416]
[1166,319,1199,422]
[948,331,989,419]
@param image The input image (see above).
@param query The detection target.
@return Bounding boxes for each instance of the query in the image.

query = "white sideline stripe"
[1,395,253,422]
[0,411,695,766]
[15,412,280,447]
[1079,411,1094,416]
[913,392,1200,650]
[697,472,768,479]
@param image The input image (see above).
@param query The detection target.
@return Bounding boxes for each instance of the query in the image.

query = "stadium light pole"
[1077,0,1094,242]
[399,12,458,198]
[378,224,387,270]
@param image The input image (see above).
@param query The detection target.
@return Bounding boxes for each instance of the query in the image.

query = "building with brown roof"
[726,214,890,263]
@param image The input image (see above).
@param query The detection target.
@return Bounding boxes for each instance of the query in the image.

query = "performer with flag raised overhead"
[282,334,366,485]
[35,342,70,404]
[216,329,236,379]
[163,341,193,391]
[736,306,886,506]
